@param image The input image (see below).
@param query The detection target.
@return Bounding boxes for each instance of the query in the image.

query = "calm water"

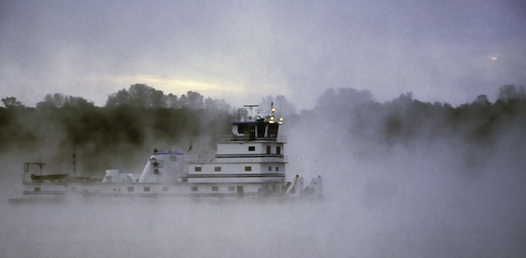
[2,151,526,257]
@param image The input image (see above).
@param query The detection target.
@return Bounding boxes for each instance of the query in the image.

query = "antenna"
[243,105,258,121]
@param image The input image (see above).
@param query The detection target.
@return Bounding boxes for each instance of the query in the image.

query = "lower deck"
[22,181,287,198]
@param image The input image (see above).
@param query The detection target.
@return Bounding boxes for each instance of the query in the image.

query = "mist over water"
[2,197,327,257]
[3,148,525,257]
[3,95,526,257]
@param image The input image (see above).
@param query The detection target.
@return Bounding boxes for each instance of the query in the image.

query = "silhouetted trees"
[0,86,232,175]
[497,84,526,100]
[1,97,24,109]
[308,84,526,149]
[106,84,230,111]
[2,83,526,176]
[35,93,94,109]
[106,84,167,108]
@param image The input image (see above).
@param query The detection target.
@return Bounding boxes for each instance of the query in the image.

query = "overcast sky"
[1,0,525,109]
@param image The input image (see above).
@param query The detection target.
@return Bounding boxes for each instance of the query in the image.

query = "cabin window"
[266,146,271,154]
[191,186,198,192]
[268,166,272,171]
[214,166,221,172]
[268,124,279,137]
[276,146,281,155]
[212,186,218,191]
[195,166,202,172]
[34,187,41,192]
[257,124,266,138]
[276,167,279,172]
[162,186,169,192]
[237,124,246,134]
[144,187,150,192]
[127,187,134,192]
[248,125,256,140]
[245,166,252,172]
[248,146,255,151]
[228,186,235,191]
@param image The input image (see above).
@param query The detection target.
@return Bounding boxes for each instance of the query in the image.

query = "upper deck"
[229,103,284,142]
[216,135,286,143]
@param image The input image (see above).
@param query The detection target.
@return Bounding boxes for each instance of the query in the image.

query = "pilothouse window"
[237,124,246,134]
[248,125,256,140]
[268,124,278,138]
[257,124,266,138]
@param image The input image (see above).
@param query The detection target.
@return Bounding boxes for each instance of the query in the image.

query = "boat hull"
[23,181,286,199]
[20,174,322,200]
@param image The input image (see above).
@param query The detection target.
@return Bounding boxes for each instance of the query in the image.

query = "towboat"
[18,103,323,199]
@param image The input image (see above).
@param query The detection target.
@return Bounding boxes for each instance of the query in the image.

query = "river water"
[2,148,526,257]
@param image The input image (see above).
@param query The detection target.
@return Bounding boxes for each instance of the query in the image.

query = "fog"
[2,93,526,257]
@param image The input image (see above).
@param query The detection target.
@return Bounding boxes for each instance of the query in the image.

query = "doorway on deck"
[236,186,244,198]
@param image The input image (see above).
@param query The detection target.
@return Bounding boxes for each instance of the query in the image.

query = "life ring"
[153,169,160,175]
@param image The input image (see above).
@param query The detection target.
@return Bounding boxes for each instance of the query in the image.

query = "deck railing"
[216,135,287,143]
[186,154,288,164]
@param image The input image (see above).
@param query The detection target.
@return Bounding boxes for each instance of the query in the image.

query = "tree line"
[1,83,525,175]
[301,84,526,153]
[0,84,232,174]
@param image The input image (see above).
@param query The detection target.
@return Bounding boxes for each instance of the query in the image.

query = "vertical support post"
[73,141,76,178]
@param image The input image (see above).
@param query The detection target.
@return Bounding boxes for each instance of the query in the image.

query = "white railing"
[216,135,287,143]
[186,155,288,164]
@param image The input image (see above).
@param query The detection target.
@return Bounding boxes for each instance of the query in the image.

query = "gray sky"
[1,0,525,109]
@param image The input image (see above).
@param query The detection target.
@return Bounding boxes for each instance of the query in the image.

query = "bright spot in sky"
[491,56,498,61]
